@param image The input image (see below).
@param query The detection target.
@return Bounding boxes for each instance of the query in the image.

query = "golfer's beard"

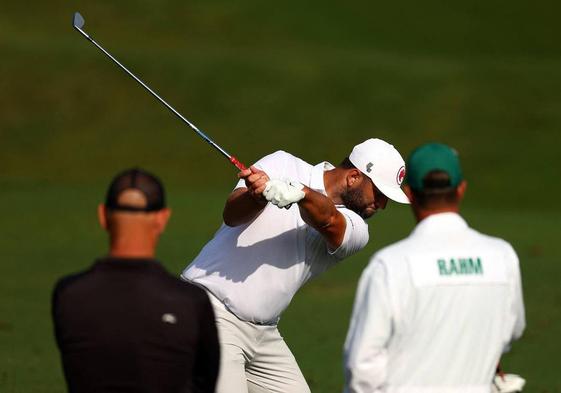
[341,188,371,219]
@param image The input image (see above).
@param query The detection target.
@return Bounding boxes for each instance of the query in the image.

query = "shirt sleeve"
[330,208,369,260]
[234,150,291,189]
[343,258,392,393]
[193,293,220,393]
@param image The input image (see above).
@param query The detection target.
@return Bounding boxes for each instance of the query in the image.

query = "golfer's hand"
[263,179,305,209]
[238,166,270,202]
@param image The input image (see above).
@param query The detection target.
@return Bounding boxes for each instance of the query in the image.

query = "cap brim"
[377,184,410,204]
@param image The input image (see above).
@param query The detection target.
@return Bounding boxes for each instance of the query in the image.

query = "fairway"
[1,0,560,392]
[1,185,560,392]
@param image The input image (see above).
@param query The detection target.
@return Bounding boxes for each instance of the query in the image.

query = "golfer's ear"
[155,208,171,234]
[98,204,108,230]
[346,168,362,188]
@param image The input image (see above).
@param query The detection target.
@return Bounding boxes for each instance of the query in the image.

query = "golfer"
[52,168,220,393]
[343,143,525,393]
[182,138,409,393]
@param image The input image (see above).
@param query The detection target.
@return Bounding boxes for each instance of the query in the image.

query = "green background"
[1,1,559,391]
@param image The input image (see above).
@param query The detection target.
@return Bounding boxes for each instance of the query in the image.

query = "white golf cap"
[349,138,409,204]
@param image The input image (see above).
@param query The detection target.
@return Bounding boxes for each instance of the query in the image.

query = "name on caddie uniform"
[408,252,508,287]
[436,257,483,276]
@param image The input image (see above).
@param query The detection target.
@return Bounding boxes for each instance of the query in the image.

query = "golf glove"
[263,179,305,209]
[491,374,526,393]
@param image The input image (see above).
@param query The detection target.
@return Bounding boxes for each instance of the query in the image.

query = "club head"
[73,12,85,29]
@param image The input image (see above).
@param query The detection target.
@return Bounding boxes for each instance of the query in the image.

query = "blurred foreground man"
[52,168,219,393]
[343,143,525,393]
[182,139,409,393]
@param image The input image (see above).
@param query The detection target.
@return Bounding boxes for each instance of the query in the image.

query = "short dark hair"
[411,170,459,208]
[339,157,356,169]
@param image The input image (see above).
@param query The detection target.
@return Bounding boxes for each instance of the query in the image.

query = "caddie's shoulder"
[379,236,414,257]
[470,228,518,255]
[371,237,414,266]
[360,248,402,282]
[360,240,413,284]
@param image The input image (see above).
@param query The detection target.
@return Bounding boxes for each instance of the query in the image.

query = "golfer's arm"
[297,187,346,249]
[223,188,267,227]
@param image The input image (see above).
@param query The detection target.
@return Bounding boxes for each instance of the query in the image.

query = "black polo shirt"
[52,257,219,393]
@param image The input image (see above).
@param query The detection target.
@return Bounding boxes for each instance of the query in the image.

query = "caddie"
[343,143,526,393]
[182,138,409,393]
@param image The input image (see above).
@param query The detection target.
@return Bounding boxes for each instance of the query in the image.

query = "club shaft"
[74,25,245,170]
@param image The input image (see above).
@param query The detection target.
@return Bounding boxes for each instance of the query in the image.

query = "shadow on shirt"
[190,223,334,283]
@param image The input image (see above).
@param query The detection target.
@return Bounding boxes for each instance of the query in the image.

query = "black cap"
[105,168,166,212]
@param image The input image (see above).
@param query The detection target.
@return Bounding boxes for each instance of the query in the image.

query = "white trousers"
[208,294,311,393]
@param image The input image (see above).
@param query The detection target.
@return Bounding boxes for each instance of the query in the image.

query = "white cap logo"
[396,166,406,185]
[162,313,177,324]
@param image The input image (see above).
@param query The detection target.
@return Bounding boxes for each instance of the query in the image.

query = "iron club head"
[73,12,85,29]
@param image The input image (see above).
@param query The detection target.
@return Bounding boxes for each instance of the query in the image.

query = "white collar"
[411,212,468,237]
[310,161,334,196]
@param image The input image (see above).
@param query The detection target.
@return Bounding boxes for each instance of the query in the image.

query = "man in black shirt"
[52,168,219,393]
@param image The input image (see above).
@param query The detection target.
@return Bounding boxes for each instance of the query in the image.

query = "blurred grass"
[1,0,560,392]
[1,186,560,392]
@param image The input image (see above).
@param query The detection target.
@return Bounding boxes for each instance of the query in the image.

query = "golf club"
[72,12,246,171]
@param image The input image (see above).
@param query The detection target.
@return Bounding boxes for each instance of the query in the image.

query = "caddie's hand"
[238,166,270,202]
[491,374,526,393]
[263,179,305,209]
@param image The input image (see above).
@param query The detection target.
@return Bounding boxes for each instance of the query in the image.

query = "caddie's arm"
[297,186,347,249]
[344,259,392,393]
[222,166,270,227]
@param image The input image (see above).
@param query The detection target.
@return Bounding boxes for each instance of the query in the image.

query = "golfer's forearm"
[298,188,345,248]
[223,188,267,226]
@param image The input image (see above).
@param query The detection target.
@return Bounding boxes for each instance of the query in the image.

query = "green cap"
[406,143,463,190]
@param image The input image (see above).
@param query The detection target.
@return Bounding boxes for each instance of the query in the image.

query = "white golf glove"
[263,179,305,209]
[491,374,526,393]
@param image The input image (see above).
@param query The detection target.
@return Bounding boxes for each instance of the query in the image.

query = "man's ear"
[346,169,362,188]
[98,204,108,230]
[457,180,467,201]
[155,208,172,235]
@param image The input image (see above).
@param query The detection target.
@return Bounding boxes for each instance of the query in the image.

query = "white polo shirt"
[344,212,525,393]
[182,151,369,324]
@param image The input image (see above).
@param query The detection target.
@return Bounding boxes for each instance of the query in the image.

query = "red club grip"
[229,156,247,171]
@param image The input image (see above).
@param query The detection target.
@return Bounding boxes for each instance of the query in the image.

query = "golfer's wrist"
[290,181,307,204]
